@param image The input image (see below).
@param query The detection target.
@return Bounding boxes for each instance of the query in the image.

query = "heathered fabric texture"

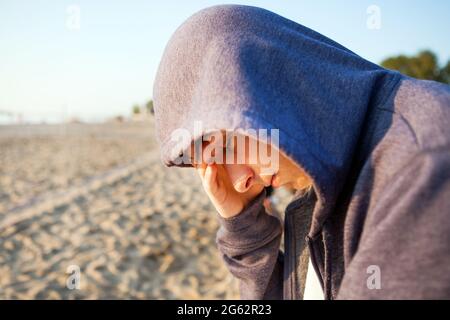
[153,5,450,299]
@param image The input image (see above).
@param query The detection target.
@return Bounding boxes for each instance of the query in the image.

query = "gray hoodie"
[153,5,450,299]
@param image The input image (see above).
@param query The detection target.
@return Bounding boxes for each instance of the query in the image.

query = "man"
[153,5,450,299]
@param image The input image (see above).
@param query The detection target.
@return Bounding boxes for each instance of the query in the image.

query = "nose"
[225,164,255,193]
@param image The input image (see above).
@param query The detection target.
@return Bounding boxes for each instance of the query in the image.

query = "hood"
[152,5,402,237]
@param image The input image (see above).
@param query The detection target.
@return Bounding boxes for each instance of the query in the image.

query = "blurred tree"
[381,50,449,84]
[439,61,450,84]
[132,104,141,114]
[146,100,154,115]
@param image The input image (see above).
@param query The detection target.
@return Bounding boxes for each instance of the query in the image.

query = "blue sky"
[1,0,449,123]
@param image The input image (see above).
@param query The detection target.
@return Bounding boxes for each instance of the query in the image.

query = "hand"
[196,163,264,218]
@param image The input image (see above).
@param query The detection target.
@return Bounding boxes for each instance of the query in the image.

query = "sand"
[0,120,292,299]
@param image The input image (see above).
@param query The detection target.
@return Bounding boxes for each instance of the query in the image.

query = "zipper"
[305,235,325,294]
[283,213,296,300]
[284,188,318,300]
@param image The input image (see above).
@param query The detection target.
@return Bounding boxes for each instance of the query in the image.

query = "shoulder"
[366,147,450,230]
[390,77,450,150]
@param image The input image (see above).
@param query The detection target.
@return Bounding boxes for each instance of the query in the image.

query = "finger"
[196,163,207,179]
[216,164,233,189]
[204,164,218,191]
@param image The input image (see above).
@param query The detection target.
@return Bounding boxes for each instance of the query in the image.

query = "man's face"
[188,131,310,193]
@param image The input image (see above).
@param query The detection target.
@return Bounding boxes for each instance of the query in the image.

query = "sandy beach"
[0,120,292,299]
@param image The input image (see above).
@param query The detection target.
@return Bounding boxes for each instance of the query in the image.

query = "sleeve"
[215,188,284,300]
[337,148,450,299]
